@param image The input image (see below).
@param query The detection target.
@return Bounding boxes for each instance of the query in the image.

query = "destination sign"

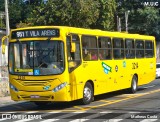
[11,28,60,39]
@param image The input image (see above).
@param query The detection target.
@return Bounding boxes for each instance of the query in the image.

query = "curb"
[0,96,13,105]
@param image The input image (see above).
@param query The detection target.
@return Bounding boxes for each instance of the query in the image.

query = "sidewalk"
[0,96,14,105]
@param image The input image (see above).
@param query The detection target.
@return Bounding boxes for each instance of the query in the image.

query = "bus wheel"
[130,75,138,93]
[34,101,49,106]
[81,82,93,105]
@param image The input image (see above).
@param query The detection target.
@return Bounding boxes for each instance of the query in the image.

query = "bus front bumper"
[10,89,70,102]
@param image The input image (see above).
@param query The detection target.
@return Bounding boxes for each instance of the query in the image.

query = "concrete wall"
[0,29,9,97]
[0,66,9,97]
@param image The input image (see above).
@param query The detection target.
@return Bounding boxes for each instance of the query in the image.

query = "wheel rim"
[84,87,92,102]
[133,78,137,91]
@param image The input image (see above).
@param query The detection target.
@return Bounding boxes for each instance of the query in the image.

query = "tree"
[116,0,160,41]
[0,0,5,29]
[26,0,100,28]
[91,0,116,31]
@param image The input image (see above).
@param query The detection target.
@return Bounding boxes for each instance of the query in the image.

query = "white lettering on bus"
[41,30,56,36]
[30,31,40,37]
[17,31,25,38]
[25,31,28,37]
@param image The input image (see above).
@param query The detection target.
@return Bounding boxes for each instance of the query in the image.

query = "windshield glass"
[9,40,65,75]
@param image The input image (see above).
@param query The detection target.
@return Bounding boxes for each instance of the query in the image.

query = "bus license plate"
[30,95,40,98]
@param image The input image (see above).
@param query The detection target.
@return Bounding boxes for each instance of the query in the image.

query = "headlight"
[52,82,67,92]
[10,83,18,92]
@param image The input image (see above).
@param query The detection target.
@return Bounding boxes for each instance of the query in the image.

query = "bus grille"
[20,95,51,100]
[17,80,50,86]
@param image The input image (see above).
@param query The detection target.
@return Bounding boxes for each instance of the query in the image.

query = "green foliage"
[26,0,100,28]
[9,0,23,28]
[0,0,159,41]
[116,0,160,41]
[92,0,116,30]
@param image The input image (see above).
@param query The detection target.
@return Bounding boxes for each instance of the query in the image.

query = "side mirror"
[2,45,6,54]
[71,42,76,52]
[2,36,8,54]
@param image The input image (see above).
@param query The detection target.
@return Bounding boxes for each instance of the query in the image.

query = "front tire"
[130,75,138,93]
[81,82,93,105]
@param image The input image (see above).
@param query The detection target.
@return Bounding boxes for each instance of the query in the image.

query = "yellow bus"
[2,26,156,105]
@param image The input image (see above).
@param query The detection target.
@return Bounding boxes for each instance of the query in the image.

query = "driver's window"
[67,34,81,72]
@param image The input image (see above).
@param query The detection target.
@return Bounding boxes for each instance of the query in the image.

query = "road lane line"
[2,88,160,113]
[25,111,38,113]
[73,106,89,111]
[128,111,141,113]
[108,119,123,122]
[74,88,160,111]
[142,85,155,89]
[99,111,112,113]
[140,119,158,122]
[0,118,9,121]
[13,119,33,122]
[40,119,59,122]
[70,119,89,122]
[48,111,61,113]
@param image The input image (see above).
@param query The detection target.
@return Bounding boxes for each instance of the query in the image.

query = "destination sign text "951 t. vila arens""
[11,29,60,39]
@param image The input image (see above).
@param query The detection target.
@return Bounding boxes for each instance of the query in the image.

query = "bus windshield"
[9,40,64,75]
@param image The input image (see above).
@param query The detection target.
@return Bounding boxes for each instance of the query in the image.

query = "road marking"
[142,85,155,89]
[0,109,82,113]
[26,111,38,113]
[40,119,59,122]
[70,119,89,122]
[0,118,9,121]
[73,106,89,111]
[129,111,141,113]
[99,111,112,113]
[48,111,61,113]
[13,119,33,122]
[1,88,160,113]
[73,111,84,113]
[108,119,123,122]
[73,88,160,111]
[140,119,158,122]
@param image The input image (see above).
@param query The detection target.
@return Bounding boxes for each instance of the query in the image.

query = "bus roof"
[11,26,155,40]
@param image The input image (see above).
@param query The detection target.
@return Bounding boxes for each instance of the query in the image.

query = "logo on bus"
[43,85,51,90]
[123,61,126,68]
[102,62,112,74]
[34,69,40,75]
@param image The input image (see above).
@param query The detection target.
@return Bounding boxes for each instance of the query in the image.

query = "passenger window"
[125,39,135,59]
[67,34,81,72]
[113,38,124,59]
[135,40,144,58]
[82,35,98,61]
[98,37,112,60]
[145,41,154,58]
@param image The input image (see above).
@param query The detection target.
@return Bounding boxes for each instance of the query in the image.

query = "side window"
[82,35,98,61]
[135,40,144,58]
[113,38,124,59]
[145,41,154,58]
[67,34,81,72]
[125,39,135,59]
[98,37,112,60]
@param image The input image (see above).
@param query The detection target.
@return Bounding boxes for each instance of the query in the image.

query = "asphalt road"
[0,79,160,122]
